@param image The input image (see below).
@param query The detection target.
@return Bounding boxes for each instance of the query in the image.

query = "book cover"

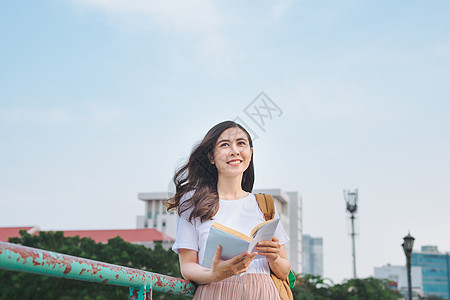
[201,218,280,269]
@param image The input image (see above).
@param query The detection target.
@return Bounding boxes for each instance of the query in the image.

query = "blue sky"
[1,0,449,283]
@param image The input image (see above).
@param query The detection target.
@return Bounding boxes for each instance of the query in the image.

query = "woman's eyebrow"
[216,137,248,145]
[216,139,230,145]
[236,137,248,142]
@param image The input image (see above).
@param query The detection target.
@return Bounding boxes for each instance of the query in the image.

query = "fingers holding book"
[210,245,257,281]
[254,236,281,263]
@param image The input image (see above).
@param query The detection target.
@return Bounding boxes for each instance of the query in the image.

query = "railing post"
[146,286,153,300]
[129,285,152,300]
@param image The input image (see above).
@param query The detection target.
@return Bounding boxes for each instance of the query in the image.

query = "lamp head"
[402,232,415,257]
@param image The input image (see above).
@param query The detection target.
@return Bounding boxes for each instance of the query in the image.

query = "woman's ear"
[207,153,214,164]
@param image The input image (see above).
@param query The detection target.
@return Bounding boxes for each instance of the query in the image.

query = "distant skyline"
[1,0,449,284]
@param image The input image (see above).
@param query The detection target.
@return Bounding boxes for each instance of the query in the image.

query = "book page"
[250,218,279,238]
[247,218,280,257]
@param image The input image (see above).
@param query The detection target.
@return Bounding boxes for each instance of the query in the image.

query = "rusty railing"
[0,241,196,299]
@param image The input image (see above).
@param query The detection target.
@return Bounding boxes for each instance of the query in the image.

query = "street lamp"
[344,189,358,279]
[402,232,415,300]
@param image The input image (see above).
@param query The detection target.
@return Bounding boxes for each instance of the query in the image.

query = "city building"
[0,227,173,250]
[0,226,40,242]
[136,188,303,273]
[374,264,423,298]
[62,228,173,250]
[302,234,323,276]
[412,245,450,299]
[136,192,178,238]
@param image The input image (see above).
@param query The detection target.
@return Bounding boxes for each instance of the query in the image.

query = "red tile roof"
[60,228,174,243]
[0,227,173,244]
[0,226,37,242]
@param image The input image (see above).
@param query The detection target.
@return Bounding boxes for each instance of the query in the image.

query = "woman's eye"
[238,141,246,145]
[220,143,228,147]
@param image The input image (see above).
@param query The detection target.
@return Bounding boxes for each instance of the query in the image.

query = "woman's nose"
[230,144,240,155]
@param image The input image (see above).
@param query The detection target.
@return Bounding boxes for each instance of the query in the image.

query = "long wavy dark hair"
[166,120,255,222]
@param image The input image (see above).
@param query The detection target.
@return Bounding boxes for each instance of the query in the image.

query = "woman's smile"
[227,159,243,166]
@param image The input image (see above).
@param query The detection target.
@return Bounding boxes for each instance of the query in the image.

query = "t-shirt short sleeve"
[172,191,199,254]
[273,204,290,246]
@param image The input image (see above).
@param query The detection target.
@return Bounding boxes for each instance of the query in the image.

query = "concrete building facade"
[137,192,178,239]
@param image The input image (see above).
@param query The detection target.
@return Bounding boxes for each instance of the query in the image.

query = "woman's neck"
[217,175,248,200]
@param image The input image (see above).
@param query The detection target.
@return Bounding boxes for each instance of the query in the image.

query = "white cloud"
[295,79,367,118]
[72,0,224,34]
[434,41,450,61]
[70,0,235,74]
[0,107,73,124]
[84,104,127,124]
[0,105,130,126]
[271,0,298,19]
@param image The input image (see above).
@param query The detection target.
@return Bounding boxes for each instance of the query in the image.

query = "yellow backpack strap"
[255,193,275,221]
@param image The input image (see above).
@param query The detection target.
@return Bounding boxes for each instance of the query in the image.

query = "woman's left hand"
[254,236,281,263]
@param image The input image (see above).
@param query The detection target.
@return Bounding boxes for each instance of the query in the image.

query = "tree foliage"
[293,274,402,300]
[0,231,188,300]
[292,274,334,300]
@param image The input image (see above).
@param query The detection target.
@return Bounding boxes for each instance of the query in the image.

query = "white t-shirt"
[172,190,290,275]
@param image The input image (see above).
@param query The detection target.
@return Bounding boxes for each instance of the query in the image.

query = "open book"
[201,218,280,269]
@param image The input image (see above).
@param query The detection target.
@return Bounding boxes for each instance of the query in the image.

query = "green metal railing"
[0,241,196,299]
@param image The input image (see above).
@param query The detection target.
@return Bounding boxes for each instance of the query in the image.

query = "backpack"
[255,193,295,300]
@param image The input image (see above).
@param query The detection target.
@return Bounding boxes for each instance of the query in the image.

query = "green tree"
[293,274,401,300]
[330,277,401,300]
[293,274,334,300]
[0,231,189,300]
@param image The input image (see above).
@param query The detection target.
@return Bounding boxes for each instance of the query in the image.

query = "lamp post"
[402,233,415,300]
[344,189,358,279]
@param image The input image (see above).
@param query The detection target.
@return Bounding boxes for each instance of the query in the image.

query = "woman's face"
[211,127,253,178]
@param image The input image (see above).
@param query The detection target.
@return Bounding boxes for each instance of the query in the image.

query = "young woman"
[167,120,290,299]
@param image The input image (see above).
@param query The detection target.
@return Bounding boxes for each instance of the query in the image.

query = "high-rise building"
[412,245,450,299]
[136,188,303,273]
[302,234,323,276]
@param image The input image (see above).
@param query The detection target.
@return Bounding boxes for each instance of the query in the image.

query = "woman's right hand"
[209,245,257,282]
